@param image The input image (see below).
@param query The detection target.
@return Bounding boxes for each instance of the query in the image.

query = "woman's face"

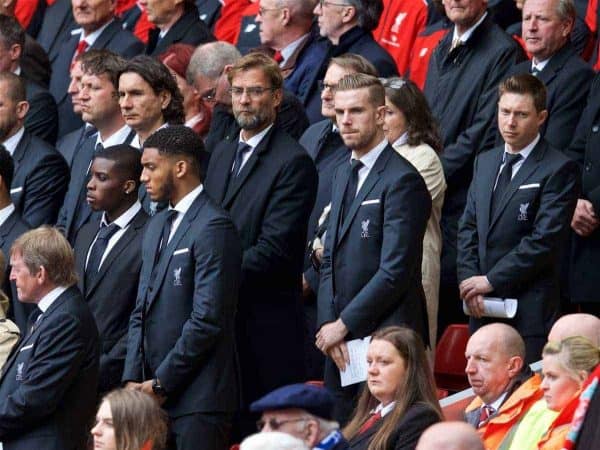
[91,400,117,450]
[367,339,407,405]
[383,97,408,144]
[541,354,583,411]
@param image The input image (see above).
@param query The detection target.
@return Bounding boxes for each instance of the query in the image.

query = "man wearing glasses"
[250,383,349,450]
[204,52,318,438]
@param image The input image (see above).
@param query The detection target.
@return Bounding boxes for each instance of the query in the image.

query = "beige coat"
[393,143,446,348]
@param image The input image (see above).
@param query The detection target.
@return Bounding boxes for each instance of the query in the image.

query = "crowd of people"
[0,0,598,449]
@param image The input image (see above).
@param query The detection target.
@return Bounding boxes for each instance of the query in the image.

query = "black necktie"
[85,222,120,290]
[341,159,363,225]
[26,306,43,336]
[95,141,104,153]
[232,142,252,177]
[491,152,522,217]
[530,65,540,77]
[156,209,178,263]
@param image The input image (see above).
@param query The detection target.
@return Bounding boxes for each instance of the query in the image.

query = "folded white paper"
[340,336,371,387]
[463,297,518,319]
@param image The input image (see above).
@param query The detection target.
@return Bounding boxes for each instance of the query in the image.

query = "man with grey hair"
[188,41,309,152]
[255,0,329,122]
[416,422,484,450]
[507,0,593,150]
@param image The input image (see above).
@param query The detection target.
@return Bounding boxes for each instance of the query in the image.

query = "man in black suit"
[203,52,317,436]
[188,41,310,151]
[74,145,147,394]
[123,126,242,450]
[49,0,144,139]
[315,73,431,423]
[0,73,69,228]
[0,15,58,145]
[0,227,99,450]
[144,0,214,56]
[57,50,135,244]
[457,74,579,363]
[507,0,593,150]
[0,147,30,333]
[424,0,524,339]
[36,0,76,64]
[300,54,376,380]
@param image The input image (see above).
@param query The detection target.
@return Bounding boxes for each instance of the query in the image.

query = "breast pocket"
[354,198,383,243]
[506,186,541,229]
[168,247,193,288]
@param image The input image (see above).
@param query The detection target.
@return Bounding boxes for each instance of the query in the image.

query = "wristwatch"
[152,378,166,397]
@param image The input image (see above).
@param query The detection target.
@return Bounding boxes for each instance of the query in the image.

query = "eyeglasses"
[258,6,282,16]
[256,417,309,431]
[381,77,406,90]
[200,87,217,102]
[229,86,276,98]
[318,0,350,8]
[318,80,338,92]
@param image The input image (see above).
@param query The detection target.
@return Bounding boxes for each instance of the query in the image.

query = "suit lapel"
[91,20,118,50]
[212,140,237,204]
[77,222,99,293]
[480,149,503,242]
[10,132,29,176]
[349,420,383,447]
[489,142,545,230]
[0,211,19,249]
[336,147,391,245]
[329,161,350,251]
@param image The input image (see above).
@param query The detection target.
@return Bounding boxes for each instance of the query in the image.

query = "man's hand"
[140,380,166,405]
[302,274,313,298]
[315,319,348,353]
[328,342,349,371]
[464,294,485,318]
[459,276,493,302]
[571,199,599,237]
[125,382,142,391]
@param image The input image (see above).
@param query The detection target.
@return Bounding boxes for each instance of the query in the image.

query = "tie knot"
[98,222,120,240]
[237,142,252,155]
[350,159,363,172]
[76,40,88,54]
[504,152,522,167]
[273,50,283,64]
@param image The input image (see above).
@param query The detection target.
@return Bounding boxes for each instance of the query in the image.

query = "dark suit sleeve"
[393,404,440,450]
[122,269,146,383]
[155,218,241,393]
[242,154,317,278]
[21,151,69,227]
[0,312,89,437]
[338,172,431,338]
[441,46,520,182]
[457,157,482,283]
[122,39,145,58]
[24,91,59,145]
[486,160,579,293]
[566,73,600,166]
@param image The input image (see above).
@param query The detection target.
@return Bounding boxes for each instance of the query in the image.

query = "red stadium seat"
[434,324,470,392]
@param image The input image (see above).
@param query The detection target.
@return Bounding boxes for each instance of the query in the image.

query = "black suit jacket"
[348,403,440,450]
[569,74,600,303]
[74,209,148,393]
[146,7,214,56]
[22,35,52,89]
[10,131,69,227]
[56,125,88,168]
[123,192,242,417]
[318,145,431,342]
[0,210,31,333]
[204,126,317,405]
[23,78,59,145]
[0,286,99,450]
[457,140,579,337]
[49,20,144,138]
[36,0,76,64]
[507,43,594,150]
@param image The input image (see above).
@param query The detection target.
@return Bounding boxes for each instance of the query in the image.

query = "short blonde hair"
[10,227,77,287]
[543,336,600,381]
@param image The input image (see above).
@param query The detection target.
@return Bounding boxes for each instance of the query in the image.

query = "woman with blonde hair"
[344,326,441,450]
[91,389,168,450]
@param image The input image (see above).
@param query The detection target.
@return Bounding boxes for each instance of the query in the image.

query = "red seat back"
[434,324,470,392]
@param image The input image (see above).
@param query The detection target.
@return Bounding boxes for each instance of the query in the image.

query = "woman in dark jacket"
[344,326,441,450]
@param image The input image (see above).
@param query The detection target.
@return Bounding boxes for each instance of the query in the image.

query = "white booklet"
[340,336,371,387]
[462,297,518,319]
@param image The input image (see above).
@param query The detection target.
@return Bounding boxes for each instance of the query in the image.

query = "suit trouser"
[168,412,232,450]
[324,358,361,426]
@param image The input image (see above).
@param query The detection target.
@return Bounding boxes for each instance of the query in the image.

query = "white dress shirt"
[3,127,25,156]
[235,124,274,173]
[0,204,15,227]
[351,139,389,194]
[37,286,69,313]
[167,184,203,243]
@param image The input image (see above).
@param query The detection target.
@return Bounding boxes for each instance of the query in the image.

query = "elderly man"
[416,422,484,450]
[250,384,348,449]
[463,323,541,449]
[0,227,99,450]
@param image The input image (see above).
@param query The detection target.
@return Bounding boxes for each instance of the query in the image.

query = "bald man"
[463,323,542,449]
[416,422,484,450]
[548,313,600,345]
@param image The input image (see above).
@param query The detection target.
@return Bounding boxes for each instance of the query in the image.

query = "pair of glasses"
[258,6,282,15]
[229,86,275,98]
[318,81,338,92]
[200,87,217,102]
[256,417,309,431]
[318,0,350,7]
[382,78,406,89]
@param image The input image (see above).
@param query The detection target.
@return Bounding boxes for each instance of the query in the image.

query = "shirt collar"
[280,33,310,63]
[374,401,396,417]
[531,58,550,71]
[392,132,409,148]
[352,139,388,170]
[487,392,508,413]
[96,124,133,148]
[452,11,487,43]
[170,184,203,216]
[37,286,69,313]
[504,133,540,160]
[101,201,141,229]
[239,123,274,149]
[3,127,25,155]
[0,204,15,227]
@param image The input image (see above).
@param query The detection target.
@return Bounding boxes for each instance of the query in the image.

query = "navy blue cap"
[249,383,334,419]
